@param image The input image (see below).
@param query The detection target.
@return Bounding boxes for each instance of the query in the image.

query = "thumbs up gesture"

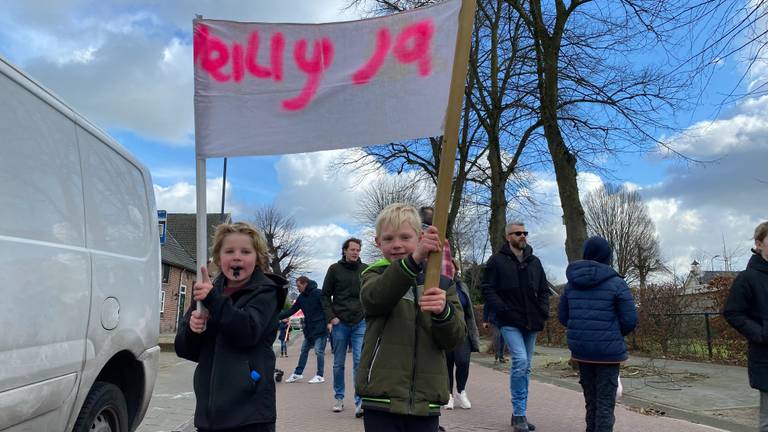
[193,266,213,302]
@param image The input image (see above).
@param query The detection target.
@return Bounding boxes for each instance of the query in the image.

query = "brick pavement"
[141,333,728,431]
[275,339,724,432]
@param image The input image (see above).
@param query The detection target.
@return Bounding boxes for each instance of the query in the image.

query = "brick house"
[160,232,196,333]
[159,213,231,334]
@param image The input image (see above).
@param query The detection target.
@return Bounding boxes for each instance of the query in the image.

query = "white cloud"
[0,0,366,145]
[274,149,392,226]
[154,177,241,215]
[638,95,768,276]
[663,95,768,158]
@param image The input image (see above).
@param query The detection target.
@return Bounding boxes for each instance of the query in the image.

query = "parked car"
[0,54,161,432]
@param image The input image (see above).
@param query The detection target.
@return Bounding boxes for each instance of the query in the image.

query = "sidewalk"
[148,332,754,431]
[475,342,759,432]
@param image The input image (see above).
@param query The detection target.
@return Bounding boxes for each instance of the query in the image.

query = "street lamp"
[709,255,720,272]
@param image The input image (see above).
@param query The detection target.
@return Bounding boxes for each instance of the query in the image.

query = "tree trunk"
[537,20,586,263]
[546,130,586,262]
[488,131,507,253]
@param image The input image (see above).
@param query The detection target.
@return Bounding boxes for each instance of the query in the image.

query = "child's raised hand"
[193,266,213,301]
[412,225,441,263]
[189,309,209,333]
[419,287,447,314]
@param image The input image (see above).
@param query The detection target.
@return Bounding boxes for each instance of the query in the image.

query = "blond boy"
[355,203,466,432]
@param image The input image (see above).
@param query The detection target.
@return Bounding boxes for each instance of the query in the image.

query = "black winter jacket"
[321,259,367,325]
[724,252,768,391]
[279,279,327,340]
[175,270,288,430]
[481,243,551,331]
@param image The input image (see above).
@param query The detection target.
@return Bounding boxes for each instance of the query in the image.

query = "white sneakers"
[308,375,325,384]
[286,374,327,384]
[333,399,344,412]
[456,390,472,409]
[285,373,303,383]
[444,391,472,409]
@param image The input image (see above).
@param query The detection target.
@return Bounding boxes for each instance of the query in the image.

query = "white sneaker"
[308,375,325,383]
[456,390,471,409]
[444,394,454,410]
[285,373,303,383]
[332,399,344,412]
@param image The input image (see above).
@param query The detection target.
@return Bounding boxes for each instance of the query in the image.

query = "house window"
[160,290,166,314]
[162,264,170,284]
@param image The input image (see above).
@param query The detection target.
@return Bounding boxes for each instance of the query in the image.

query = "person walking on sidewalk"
[558,236,638,432]
[321,237,367,416]
[724,221,768,432]
[444,259,481,411]
[175,222,288,432]
[481,221,550,432]
[277,319,289,357]
[280,276,328,384]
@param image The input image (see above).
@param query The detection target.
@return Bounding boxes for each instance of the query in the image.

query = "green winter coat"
[355,257,466,416]
[321,259,367,325]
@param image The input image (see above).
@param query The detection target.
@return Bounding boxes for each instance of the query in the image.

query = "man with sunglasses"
[481,222,551,432]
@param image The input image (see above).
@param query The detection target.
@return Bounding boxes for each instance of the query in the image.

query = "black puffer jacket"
[724,252,768,391]
[278,279,327,339]
[481,243,551,331]
[175,270,288,430]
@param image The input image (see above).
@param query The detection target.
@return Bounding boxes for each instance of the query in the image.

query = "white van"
[0,55,160,431]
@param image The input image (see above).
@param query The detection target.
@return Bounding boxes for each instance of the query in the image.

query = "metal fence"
[542,311,747,365]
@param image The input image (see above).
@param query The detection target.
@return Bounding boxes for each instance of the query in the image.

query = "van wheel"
[72,382,129,432]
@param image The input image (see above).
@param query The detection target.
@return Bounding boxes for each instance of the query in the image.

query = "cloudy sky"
[1,1,765,285]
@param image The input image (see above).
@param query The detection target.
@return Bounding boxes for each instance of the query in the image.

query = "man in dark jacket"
[321,237,367,416]
[559,236,638,432]
[724,221,768,432]
[280,276,328,384]
[481,222,550,432]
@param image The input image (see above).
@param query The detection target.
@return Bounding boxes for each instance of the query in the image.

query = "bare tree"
[250,203,310,280]
[499,0,768,262]
[583,184,663,292]
[343,0,768,265]
[466,0,545,251]
[341,0,523,250]
[353,175,435,262]
[353,175,434,228]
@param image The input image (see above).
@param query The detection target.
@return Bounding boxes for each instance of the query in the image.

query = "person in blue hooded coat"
[558,236,638,432]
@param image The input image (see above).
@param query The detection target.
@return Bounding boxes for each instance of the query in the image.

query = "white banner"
[194,0,461,158]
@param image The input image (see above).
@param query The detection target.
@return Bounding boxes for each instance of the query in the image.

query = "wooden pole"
[424,0,477,289]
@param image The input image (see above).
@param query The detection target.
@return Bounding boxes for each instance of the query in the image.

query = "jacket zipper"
[409,284,420,415]
[367,337,382,383]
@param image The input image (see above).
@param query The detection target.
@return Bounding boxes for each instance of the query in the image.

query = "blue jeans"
[331,320,366,405]
[294,334,327,377]
[500,326,538,416]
